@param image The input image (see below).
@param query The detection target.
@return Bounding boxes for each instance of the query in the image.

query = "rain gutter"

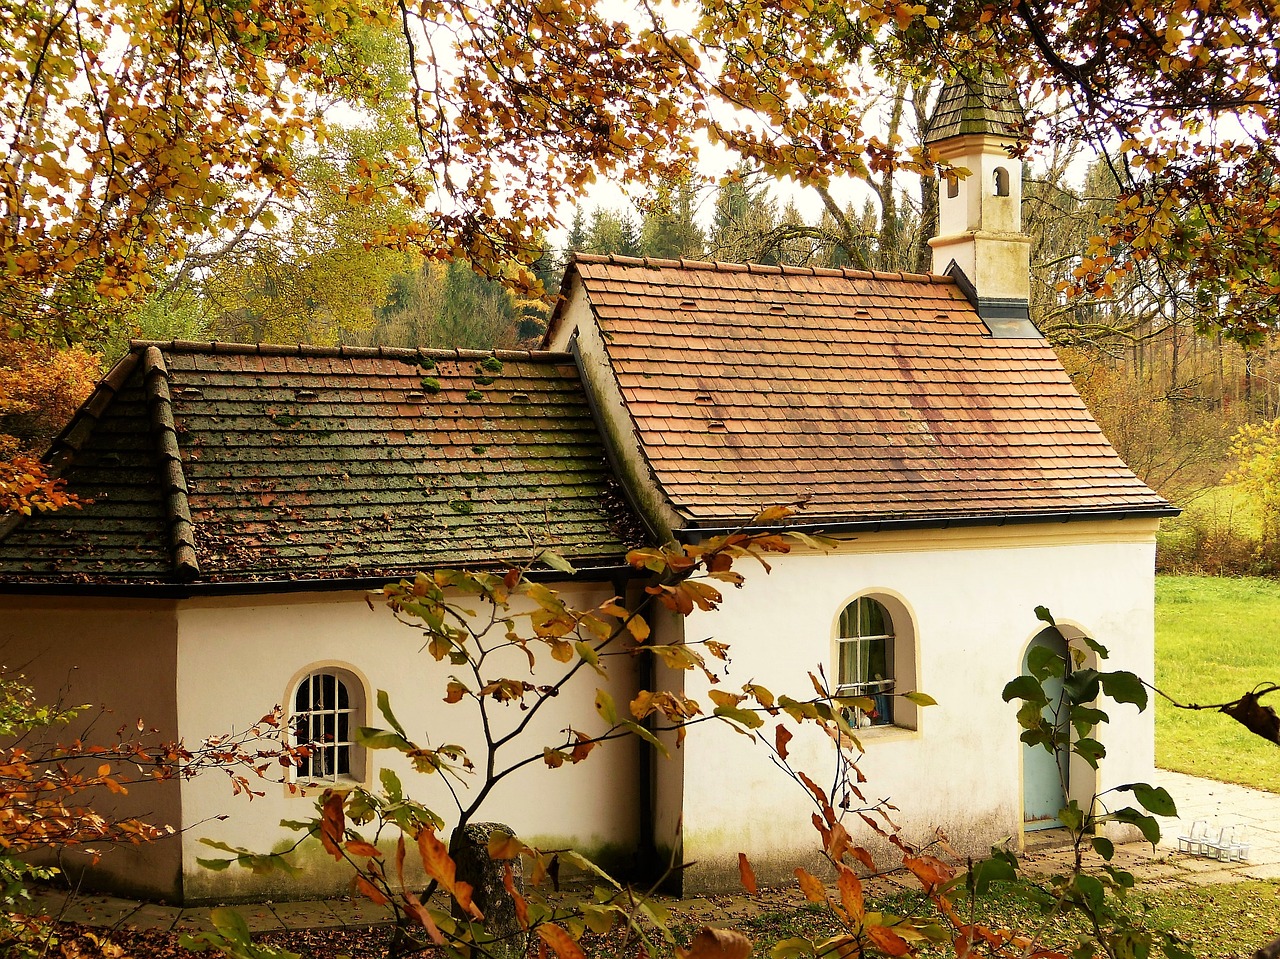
[0,563,639,599]
[673,506,1180,542]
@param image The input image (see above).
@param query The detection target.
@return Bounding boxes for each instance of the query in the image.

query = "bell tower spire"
[926,74,1037,337]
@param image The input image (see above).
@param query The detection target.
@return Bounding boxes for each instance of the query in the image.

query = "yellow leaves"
[708,689,743,709]
[795,867,828,903]
[837,864,864,921]
[345,838,381,858]
[888,2,927,28]
[318,790,346,861]
[543,746,566,768]
[903,854,954,892]
[594,688,618,725]
[487,828,524,860]
[538,923,586,959]
[864,925,911,956]
[0,456,82,515]
[417,825,482,918]
[752,504,794,523]
[355,874,389,905]
[630,688,700,722]
[738,853,758,894]
[676,928,752,959]
[646,642,708,673]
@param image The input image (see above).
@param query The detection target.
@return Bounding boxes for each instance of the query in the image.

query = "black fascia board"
[0,562,641,599]
[673,505,1181,543]
[943,261,1038,338]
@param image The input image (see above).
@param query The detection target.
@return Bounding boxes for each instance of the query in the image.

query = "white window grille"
[292,670,360,781]
[836,597,895,727]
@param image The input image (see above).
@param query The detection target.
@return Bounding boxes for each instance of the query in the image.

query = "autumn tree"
[581,207,644,258]
[0,668,300,955]
[7,0,1280,346]
[361,260,532,350]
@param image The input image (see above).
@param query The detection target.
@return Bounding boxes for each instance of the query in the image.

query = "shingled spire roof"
[925,74,1026,145]
[0,341,643,590]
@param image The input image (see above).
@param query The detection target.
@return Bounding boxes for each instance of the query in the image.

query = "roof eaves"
[0,561,642,598]
[673,505,1180,541]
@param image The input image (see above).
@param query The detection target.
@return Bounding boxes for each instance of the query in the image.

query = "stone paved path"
[22,768,1280,936]
[1018,767,1280,886]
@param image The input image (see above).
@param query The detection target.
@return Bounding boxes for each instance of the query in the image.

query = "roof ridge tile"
[141,346,200,582]
[131,339,570,364]
[570,256,953,286]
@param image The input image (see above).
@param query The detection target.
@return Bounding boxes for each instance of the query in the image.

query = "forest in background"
[3,146,1274,577]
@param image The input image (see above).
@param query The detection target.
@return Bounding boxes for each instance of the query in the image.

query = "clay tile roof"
[0,341,643,588]
[925,74,1026,144]
[566,256,1172,530]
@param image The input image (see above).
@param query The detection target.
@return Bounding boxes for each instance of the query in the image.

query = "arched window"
[993,167,1011,197]
[292,669,364,782]
[946,176,959,199]
[836,597,895,727]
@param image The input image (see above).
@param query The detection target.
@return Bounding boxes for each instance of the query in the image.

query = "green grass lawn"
[1156,574,1280,791]
[726,881,1280,959]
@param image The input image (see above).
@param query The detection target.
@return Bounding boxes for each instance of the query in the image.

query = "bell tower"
[926,75,1037,337]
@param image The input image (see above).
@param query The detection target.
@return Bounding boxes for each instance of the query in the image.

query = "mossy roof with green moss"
[0,341,643,589]
[925,74,1026,144]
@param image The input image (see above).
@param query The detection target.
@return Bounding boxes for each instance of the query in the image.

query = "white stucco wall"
[174,583,643,902]
[660,519,1159,891]
[0,513,1160,903]
[0,597,184,900]
[928,134,1032,302]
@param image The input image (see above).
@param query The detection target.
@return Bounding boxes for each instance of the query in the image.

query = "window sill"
[284,773,368,797]
[853,724,920,744]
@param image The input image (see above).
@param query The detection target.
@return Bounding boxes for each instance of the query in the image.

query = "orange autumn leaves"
[8,0,1280,346]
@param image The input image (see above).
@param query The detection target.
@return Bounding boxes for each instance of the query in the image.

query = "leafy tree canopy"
[3,0,1275,344]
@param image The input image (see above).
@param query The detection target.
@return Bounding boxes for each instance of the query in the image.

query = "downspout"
[613,568,658,880]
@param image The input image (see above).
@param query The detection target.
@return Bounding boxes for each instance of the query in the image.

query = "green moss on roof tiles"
[0,342,644,588]
[925,74,1026,144]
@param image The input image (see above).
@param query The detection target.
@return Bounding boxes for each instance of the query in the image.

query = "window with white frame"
[292,669,364,782]
[836,597,895,727]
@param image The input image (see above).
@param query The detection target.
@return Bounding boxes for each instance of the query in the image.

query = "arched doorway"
[1022,627,1069,831]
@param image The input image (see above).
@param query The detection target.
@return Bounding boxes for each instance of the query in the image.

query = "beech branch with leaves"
[7,0,1280,344]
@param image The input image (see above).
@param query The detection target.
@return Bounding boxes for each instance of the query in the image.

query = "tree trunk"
[450,822,525,959]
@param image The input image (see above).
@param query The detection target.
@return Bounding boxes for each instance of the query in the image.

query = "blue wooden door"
[1022,627,1068,831]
